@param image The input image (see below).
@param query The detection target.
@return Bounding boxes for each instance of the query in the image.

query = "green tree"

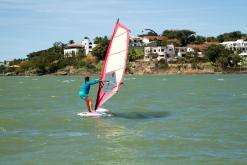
[217,31,243,42]
[156,59,169,70]
[206,36,217,42]
[128,49,137,61]
[9,59,23,66]
[206,44,242,70]
[162,30,196,46]
[0,65,6,73]
[192,36,206,44]
[92,36,110,60]
[26,42,65,74]
[68,40,75,44]
[161,38,168,46]
[206,45,230,63]
[227,54,243,67]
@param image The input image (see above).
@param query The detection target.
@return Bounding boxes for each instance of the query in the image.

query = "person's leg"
[86,97,95,112]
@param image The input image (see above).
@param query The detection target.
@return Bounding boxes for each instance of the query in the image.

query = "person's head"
[85,76,90,82]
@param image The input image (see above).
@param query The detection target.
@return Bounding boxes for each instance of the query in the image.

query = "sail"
[95,21,129,110]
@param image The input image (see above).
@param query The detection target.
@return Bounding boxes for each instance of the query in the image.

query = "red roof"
[188,42,218,51]
[65,44,84,49]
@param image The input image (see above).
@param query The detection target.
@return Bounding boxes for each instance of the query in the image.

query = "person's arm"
[87,79,100,85]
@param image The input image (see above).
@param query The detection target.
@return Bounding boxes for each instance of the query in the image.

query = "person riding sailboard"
[79,76,100,112]
[78,19,129,117]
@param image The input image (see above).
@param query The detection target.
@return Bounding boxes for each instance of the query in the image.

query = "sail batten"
[114,31,127,38]
[95,21,129,110]
[109,50,126,56]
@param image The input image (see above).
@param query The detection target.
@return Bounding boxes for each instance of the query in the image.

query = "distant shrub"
[156,59,169,70]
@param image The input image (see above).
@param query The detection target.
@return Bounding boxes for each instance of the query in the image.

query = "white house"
[64,38,97,57]
[144,44,175,61]
[81,38,97,55]
[144,44,195,61]
[142,36,165,45]
[129,35,143,47]
[221,39,247,52]
[187,47,194,53]
[64,44,84,57]
[129,35,166,47]
[175,47,188,58]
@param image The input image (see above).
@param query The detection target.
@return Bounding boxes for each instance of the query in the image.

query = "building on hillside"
[129,35,143,47]
[142,36,166,45]
[175,47,187,57]
[144,44,175,61]
[129,35,166,47]
[81,38,97,55]
[0,61,10,66]
[175,47,195,57]
[220,39,247,52]
[188,42,218,56]
[63,38,96,57]
[64,44,84,57]
[144,44,196,61]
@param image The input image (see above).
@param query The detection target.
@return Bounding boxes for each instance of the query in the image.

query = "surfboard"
[77,108,111,117]
[96,107,109,113]
[77,111,111,117]
[77,112,104,117]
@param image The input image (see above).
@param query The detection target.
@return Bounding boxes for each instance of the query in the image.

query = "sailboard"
[95,19,129,110]
[77,108,110,117]
[77,108,111,117]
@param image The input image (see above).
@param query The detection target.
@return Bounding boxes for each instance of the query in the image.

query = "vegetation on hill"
[206,44,243,71]
[91,36,110,60]
[1,30,246,75]
[217,31,247,42]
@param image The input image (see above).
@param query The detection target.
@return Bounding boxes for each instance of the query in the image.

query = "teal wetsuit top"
[79,79,100,99]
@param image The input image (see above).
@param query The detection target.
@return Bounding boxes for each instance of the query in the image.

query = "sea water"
[0,75,246,165]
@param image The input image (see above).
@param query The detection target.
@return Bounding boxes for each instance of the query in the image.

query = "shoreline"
[1,69,247,77]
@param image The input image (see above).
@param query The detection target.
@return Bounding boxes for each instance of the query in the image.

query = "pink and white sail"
[95,20,129,110]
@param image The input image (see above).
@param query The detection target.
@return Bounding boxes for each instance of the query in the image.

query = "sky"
[0,0,247,61]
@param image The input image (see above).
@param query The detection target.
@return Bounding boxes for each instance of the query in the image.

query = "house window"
[153,49,156,53]
[161,49,164,52]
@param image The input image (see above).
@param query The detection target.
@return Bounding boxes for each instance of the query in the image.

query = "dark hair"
[85,76,90,82]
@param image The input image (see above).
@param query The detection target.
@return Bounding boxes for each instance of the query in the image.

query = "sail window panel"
[102,72,117,93]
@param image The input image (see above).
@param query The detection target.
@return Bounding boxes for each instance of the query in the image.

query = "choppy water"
[0,75,247,165]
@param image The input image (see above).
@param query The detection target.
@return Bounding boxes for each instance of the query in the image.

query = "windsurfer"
[79,76,100,112]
